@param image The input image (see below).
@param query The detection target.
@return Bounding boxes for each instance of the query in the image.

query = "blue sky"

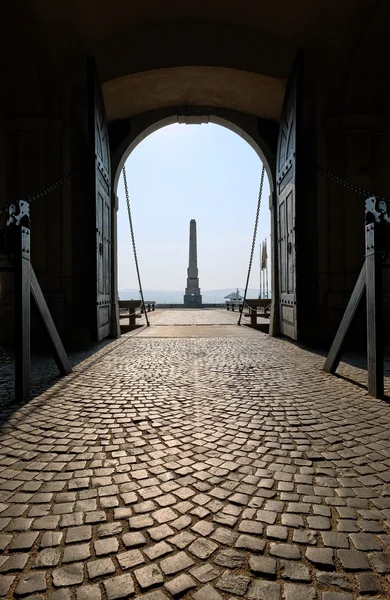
[116,123,271,292]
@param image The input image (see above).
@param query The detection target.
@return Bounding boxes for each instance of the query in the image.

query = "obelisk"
[183,219,202,307]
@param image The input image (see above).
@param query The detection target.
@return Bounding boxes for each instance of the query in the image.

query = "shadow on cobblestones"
[0,333,139,429]
[3,332,390,424]
[298,342,390,399]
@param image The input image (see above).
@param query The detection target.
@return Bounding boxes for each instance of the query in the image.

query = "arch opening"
[113,120,274,326]
[113,114,275,195]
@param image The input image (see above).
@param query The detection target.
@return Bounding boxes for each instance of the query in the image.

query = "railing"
[140,301,156,313]
[225,301,243,312]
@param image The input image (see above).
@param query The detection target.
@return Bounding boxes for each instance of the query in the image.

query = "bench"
[245,299,271,325]
[226,301,243,312]
[119,300,142,326]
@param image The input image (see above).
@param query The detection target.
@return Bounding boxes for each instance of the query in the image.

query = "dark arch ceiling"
[8,0,380,122]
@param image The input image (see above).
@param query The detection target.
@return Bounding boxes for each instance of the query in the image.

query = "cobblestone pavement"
[147,309,242,326]
[1,310,390,599]
[136,326,259,338]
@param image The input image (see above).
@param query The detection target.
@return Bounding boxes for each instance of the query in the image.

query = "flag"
[263,239,268,268]
[261,240,267,270]
[260,242,264,271]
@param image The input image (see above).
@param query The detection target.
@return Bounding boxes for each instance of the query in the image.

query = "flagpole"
[263,269,267,298]
[261,240,265,298]
[261,256,264,298]
[259,243,262,299]
[261,243,263,299]
[261,240,264,299]
[263,263,265,298]
[265,238,268,298]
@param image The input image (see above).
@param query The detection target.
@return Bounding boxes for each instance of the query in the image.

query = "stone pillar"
[184,219,202,307]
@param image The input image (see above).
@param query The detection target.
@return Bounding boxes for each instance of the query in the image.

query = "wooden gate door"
[88,57,112,341]
[276,57,302,340]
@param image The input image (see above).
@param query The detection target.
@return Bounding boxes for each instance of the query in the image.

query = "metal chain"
[122,165,149,327]
[1,166,387,215]
[0,172,71,215]
[119,307,142,317]
[316,166,388,202]
[238,165,265,326]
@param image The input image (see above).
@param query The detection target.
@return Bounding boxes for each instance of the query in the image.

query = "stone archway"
[109,109,278,339]
[112,114,275,194]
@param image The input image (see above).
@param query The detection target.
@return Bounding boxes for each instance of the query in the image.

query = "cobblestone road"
[1,310,390,599]
[147,309,241,326]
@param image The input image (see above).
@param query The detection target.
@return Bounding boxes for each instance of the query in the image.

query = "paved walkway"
[1,310,390,599]
[147,308,242,326]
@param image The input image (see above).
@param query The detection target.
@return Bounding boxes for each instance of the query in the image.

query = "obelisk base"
[183,294,203,308]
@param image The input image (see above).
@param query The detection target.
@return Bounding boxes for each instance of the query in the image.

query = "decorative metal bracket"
[6,200,30,228]
[2,200,31,258]
[365,196,390,225]
[365,196,390,257]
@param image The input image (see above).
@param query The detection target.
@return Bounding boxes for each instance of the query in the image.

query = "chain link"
[0,172,71,215]
[316,166,388,202]
[119,307,143,318]
[238,165,265,326]
[1,166,387,216]
[122,166,149,327]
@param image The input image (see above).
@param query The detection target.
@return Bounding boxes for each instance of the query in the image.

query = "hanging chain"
[0,172,71,215]
[22,172,71,204]
[122,166,149,327]
[316,166,388,202]
[1,166,387,214]
[119,306,143,318]
[238,165,265,326]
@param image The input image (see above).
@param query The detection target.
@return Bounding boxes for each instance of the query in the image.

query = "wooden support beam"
[30,266,72,376]
[3,200,71,401]
[14,227,31,402]
[324,222,385,399]
[365,223,384,399]
[323,264,366,374]
[250,308,257,325]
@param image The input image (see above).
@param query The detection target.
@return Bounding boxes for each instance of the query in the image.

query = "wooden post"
[14,226,31,402]
[251,307,257,325]
[2,203,71,403]
[365,223,384,398]
[324,222,385,399]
